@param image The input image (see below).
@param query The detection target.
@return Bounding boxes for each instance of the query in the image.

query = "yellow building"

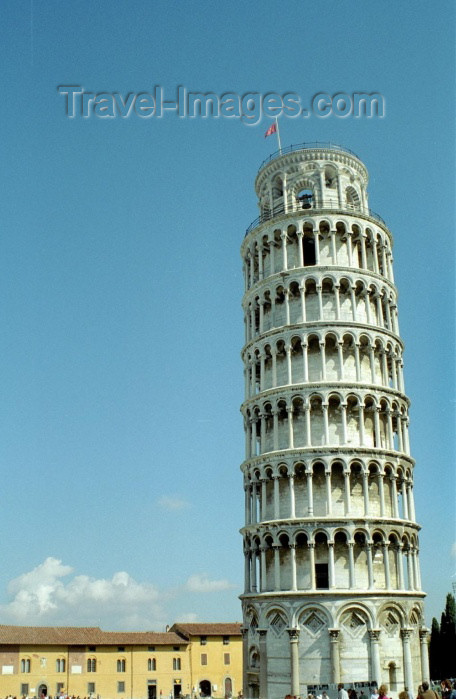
[169,624,242,699]
[0,623,242,699]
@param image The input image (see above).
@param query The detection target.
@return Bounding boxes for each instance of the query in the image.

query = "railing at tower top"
[257,141,361,170]
[245,202,388,236]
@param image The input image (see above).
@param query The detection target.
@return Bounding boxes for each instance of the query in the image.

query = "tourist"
[378,685,389,699]
[418,682,439,699]
[371,687,379,699]
[338,685,349,699]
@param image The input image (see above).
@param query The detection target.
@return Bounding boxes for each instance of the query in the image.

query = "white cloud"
[185,573,235,593]
[158,495,190,511]
[0,557,167,630]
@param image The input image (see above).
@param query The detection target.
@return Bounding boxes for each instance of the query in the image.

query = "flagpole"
[275,116,282,154]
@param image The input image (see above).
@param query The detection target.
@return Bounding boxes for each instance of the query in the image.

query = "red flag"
[264,122,277,138]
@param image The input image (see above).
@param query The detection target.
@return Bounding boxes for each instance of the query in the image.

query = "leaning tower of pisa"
[240,143,429,699]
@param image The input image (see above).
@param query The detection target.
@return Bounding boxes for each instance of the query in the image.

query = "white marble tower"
[240,143,428,699]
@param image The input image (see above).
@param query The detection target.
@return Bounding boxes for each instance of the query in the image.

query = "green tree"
[429,616,441,680]
[440,593,456,678]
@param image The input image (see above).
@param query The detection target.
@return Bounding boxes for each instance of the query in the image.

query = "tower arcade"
[239,143,428,699]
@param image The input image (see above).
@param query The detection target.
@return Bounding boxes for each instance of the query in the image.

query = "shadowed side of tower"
[239,143,428,699]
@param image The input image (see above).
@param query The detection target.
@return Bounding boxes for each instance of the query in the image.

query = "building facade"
[0,623,242,699]
[239,143,429,699]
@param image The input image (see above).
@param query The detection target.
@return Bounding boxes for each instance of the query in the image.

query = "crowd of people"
[284,680,456,699]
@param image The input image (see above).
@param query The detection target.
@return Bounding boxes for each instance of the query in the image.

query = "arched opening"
[199,679,212,697]
[224,676,233,698]
[38,686,48,699]
[297,188,313,209]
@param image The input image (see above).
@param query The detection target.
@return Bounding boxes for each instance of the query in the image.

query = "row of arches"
[243,458,415,523]
[244,276,399,342]
[244,599,423,631]
[243,331,404,398]
[243,392,410,458]
[244,528,421,594]
[243,220,394,291]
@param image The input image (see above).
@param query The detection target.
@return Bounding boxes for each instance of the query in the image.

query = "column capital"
[287,628,300,642]
[368,629,381,642]
[328,628,340,641]
[400,628,412,640]
[419,628,430,642]
[258,628,268,638]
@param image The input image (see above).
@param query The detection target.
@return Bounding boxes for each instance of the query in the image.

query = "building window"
[87,658,97,672]
[87,683,95,695]
[224,653,231,665]
[21,658,31,673]
[56,684,64,695]
[20,685,29,696]
[148,657,156,671]
[200,635,207,645]
[88,646,96,652]
[201,653,207,666]
[315,563,329,589]
[117,682,125,693]
[117,659,126,672]
[148,646,155,652]
[223,636,230,645]
[56,658,66,672]
[173,646,180,651]
[118,646,125,652]
[172,657,181,671]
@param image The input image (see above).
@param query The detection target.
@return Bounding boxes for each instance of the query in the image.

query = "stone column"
[289,473,296,518]
[273,545,281,591]
[320,341,327,380]
[419,628,430,684]
[290,544,297,591]
[369,629,382,685]
[258,629,268,699]
[341,403,348,444]
[309,543,316,590]
[307,469,314,515]
[297,232,304,267]
[337,341,344,379]
[330,229,338,263]
[328,542,336,588]
[300,284,306,322]
[273,476,280,519]
[401,628,414,692]
[358,403,366,445]
[302,339,309,382]
[348,542,355,588]
[281,231,288,271]
[260,547,266,591]
[288,628,300,696]
[244,549,250,592]
[378,472,385,517]
[314,230,320,264]
[382,542,391,589]
[362,471,370,515]
[329,629,341,684]
[335,284,341,320]
[325,469,332,515]
[322,402,330,445]
[366,543,374,589]
[305,402,311,446]
[286,346,293,384]
[287,406,294,449]
[317,284,324,319]
[344,470,351,515]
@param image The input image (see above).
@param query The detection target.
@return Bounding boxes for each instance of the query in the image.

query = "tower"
[240,143,428,699]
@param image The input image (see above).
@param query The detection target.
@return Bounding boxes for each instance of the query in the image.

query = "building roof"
[169,623,242,639]
[0,626,186,646]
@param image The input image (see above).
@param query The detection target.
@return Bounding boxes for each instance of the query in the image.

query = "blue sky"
[0,0,453,630]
